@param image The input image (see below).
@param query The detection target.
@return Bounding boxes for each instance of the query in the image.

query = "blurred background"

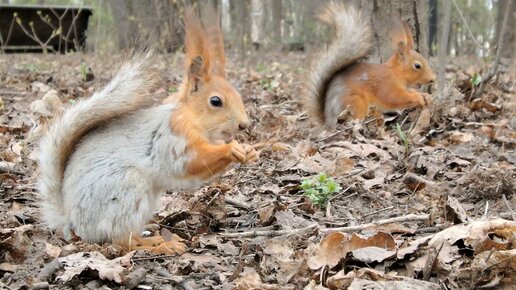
[0,0,514,64]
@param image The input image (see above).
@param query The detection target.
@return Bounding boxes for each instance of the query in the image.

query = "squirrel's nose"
[429,74,437,84]
[239,121,249,130]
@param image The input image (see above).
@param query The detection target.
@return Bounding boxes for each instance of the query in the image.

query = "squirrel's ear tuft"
[184,6,211,92]
[389,18,409,55]
[397,41,407,58]
[188,55,205,92]
[201,6,225,77]
[189,56,204,78]
[402,22,414,49]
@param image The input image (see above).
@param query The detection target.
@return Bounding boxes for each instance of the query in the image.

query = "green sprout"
[300,173,341,208]
[396,122,413,156]
[471,73,482,87]
[255,63,267,73]
[259,77,279,91]
[80,63,88,81]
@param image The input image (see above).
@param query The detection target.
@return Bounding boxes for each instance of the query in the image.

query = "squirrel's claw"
[229,140,247,163]
[243,144,259,163]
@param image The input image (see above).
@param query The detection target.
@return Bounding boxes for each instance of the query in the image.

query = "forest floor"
[0,52,515,290]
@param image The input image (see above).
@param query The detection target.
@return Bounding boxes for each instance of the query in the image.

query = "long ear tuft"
[184,7,210,83]
[402,21,414,49]
[389,18,408,56]
[202,6,226,77]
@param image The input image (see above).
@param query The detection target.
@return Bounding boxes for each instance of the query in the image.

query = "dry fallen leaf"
[333,156,355,175]
[45,242,62,259]
[327,268,440,290]
[407,219,516,274]
[469,249,516,287]
[448,131,474,144]
[57,251,134,283]
[0,263,18,273]
[469,98,501,113]
[303,280,329,290]
[397,235,433,259]
[275,209,315,230]
[445,195,470,223]
[429,219,516,252]
[307,232,396,269]
[352,246,396,263]
[261,237,304,285]
[233,267,290,290]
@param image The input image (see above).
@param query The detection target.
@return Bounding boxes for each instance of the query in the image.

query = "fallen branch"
[320,214,429,234]
[218,214,430,238]
[404,172,439,189]
[218,224,318,238]
[423,242,444,281]
[225,196,252,211]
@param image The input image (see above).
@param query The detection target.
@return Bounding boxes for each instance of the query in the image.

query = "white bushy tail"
[38,51,156,229]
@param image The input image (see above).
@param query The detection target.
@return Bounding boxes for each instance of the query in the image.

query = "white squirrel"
[38,8,257,254]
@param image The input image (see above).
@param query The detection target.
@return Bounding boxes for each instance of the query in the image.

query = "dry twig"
[218,214,429,238]
[320,214,429,234]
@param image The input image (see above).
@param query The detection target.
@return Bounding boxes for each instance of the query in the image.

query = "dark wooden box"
[0,4,92,53]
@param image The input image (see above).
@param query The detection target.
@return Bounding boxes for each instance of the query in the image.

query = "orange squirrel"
[306,3,436,126]
[38,7,256,254]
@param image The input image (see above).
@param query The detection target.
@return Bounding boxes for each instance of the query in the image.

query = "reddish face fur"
[169,7,249,144]
[388,21,436,87]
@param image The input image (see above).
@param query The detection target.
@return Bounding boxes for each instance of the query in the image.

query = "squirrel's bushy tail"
[306,2,372,123]
[38,51,156,229]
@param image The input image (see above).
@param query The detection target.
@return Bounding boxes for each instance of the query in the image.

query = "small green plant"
[300,173,341,208]
[259,77,279,91]
[396,122,413,156]
[470,72,482,87]
[255,63,268,73]
[80,63,88,81]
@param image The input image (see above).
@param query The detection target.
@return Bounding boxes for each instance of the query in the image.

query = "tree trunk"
[230,0,251,58]
[271,0,282,50]
[358,0,429,62]
[494,0,515,59]
[437,0,452,97]
[251,0,265,49]
[109,0,137,50]
[428,0,438,56]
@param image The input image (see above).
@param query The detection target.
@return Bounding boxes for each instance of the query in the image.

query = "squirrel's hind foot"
[119,232,187,255]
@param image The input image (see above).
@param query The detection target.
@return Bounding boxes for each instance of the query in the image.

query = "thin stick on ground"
[218,214,429,238]
[218,224,318,238]
[404,172,439,189]
[362,206,395,218]
[502,194,515,220]
[320,214,429,234]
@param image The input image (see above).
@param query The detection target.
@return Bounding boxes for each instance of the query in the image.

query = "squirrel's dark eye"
[414,62,422,70]
[210,96,223,107]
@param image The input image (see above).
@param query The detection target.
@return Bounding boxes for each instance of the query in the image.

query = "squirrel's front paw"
[228,140,247,163]
[242,144,258,163]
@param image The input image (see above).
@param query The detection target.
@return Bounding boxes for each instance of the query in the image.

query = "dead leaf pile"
[0,53,514,289]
